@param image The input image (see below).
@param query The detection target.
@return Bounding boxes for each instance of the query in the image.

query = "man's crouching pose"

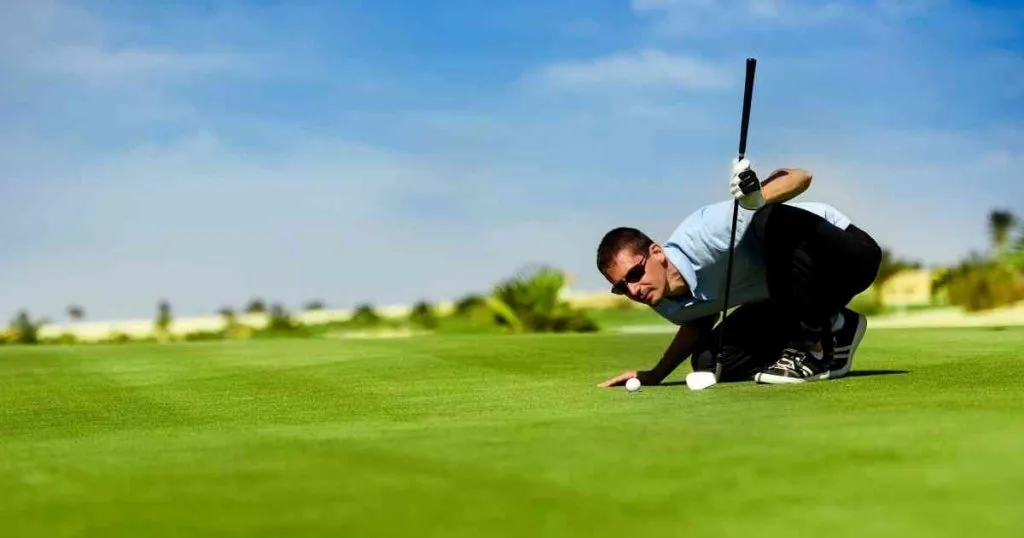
[596,159,882,387]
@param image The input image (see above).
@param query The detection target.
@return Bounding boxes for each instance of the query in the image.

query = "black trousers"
[691,301,799,382]
[754,203,881,340]
[692,203,882,381]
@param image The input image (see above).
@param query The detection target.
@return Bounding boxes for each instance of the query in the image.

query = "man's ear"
[649,242,666,262]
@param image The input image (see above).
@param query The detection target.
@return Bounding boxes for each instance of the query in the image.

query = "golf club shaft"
[738,58,756,159]
[719,58,757,353]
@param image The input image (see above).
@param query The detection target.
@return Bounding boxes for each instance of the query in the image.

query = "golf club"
[718,57,757,356]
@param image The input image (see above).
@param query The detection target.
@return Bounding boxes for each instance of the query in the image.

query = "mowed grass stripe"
[57,340,407,428]
[0,349,198,439]
[2,430,640,538]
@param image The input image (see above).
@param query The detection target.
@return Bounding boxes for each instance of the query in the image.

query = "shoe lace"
[772,348,806,371]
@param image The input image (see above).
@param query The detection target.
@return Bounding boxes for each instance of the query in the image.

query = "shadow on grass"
[658,369,910,387]
[844,369,910,377]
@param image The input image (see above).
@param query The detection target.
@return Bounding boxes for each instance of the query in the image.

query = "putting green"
[2,327,1022,537]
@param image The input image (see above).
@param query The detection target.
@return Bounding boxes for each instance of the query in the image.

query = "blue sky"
[1,0,1022,321]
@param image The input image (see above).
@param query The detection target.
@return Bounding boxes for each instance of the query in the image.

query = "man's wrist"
[637,369,662,385]
[740,191,766,210]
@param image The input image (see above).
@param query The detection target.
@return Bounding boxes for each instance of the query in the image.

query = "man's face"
[603,244,668,306]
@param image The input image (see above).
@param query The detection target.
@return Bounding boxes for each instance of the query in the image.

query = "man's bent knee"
[849,224,883,288]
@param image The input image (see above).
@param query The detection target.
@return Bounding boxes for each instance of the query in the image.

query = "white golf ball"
[625,377,641,392]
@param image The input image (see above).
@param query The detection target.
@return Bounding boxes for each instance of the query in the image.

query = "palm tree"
[303,300,326,311]
[155,300,173,342]
[244,298,267,314]
[67,305,85,322]
[989,210,1017,254]
[489,265,597,332]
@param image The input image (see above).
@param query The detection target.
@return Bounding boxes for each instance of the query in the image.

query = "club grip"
[737,58,756,159]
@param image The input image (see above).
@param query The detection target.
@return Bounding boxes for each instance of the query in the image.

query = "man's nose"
[628,281,643,296]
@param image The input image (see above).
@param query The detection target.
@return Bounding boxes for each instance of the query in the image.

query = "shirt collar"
[662,242,705,301]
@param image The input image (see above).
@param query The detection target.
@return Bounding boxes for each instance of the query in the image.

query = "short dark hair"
[596,227,654,273]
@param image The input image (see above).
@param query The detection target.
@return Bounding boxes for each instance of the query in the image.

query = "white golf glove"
[729,157,765,210]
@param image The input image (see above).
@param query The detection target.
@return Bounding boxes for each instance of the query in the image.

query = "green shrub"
[304,300,326,311]
[184,330,226,342]
[349,303,383,327]
[268,303,295,331]
[106,331,134,344]
[46,333,79,345]
[1003,244,1024,272]
[453,294,489,317]
[408,300,439,330]
[6,310,41,344]
[936,260,1024,312]
[218,308,252,339]
[490,265,598,333]
[450,293,493,323]
[245,298,267,314]
[549,308,599,332]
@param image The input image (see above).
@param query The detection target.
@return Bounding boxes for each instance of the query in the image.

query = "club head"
[685,371,718,391]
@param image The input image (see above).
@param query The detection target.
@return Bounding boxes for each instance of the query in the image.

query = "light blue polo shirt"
[652,201,852,325]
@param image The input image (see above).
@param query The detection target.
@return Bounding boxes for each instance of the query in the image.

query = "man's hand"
[596,323,705,388]
[598,370,641,388]
[730,158,765,210]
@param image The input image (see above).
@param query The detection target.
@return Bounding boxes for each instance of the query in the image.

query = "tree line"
[4,209,1023,345]
[1,266,599,345]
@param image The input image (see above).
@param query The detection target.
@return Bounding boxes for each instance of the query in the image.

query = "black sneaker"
[827,308,867,379]
[754,347,832,384]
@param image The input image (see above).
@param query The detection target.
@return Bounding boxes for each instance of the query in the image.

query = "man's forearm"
[638,320,707,384]
[761,168,812,204]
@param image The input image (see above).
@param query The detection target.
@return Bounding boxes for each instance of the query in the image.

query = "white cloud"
[981,150,1016,167]
[631,0,856,32]
[0,128,621,320]
[751,125,1024,266]
[630,0,684,11]
[874,0,933,17]
[629,0,948,37]
[1,0,1019,323]
[528,49,731,91]
[30,45,247,86]
[1,0,257,89]
[0,0,101,57]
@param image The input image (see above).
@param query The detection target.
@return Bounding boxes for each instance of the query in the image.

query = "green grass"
[585,306,670,329]
[2,327,1023,537]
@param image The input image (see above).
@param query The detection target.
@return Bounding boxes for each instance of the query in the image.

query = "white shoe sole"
[754,370,830,384]
[829,313,867,379]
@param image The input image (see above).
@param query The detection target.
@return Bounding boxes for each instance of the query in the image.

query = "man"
[596,159,881,387]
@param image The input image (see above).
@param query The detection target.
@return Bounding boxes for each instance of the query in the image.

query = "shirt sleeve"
[699,200,758,254]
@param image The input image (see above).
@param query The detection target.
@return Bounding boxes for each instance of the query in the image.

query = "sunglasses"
[611,254,648,295]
